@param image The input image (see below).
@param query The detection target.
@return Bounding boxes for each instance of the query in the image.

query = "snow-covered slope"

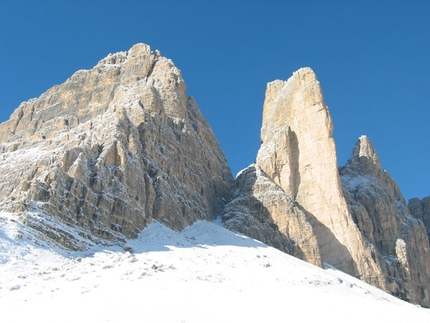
[1,212,429,323]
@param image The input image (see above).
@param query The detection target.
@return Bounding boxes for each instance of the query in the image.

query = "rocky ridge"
[0,43,232,249]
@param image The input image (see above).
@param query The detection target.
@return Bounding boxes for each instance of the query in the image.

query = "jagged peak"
[352,135,381,168]
[342,135,382,177]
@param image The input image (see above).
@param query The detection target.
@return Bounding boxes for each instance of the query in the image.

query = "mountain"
[223,68,430,306]
[1,44,429,308]
[0,43,232,250]
[1,212,429,323]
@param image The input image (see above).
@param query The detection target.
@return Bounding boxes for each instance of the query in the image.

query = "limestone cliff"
[0,43,233,249]
[223,68,430,307]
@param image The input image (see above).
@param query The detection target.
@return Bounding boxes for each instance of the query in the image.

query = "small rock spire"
[355,135,381,165]
[347,135,382,176]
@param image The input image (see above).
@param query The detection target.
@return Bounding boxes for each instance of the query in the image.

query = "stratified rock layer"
[224,68,430,307]
[0,43,233,249]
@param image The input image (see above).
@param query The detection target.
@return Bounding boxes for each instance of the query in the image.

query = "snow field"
[1,213,429,323]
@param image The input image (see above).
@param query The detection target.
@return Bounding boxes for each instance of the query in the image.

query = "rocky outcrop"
[341,136,430,305]
[224,68,430,307]
[0,43,233,249]
[223,164,323,267]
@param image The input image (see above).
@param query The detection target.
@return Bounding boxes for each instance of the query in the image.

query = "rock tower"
[224,68,430,306]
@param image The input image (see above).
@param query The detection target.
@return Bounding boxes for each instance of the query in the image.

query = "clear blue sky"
[1,1,429,200]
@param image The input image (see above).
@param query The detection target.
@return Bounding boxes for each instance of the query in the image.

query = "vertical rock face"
[341,136,430,306]
[224,68,430,307]
[409,196,430,239]
[0,43,233,249]
[254,68,379,276]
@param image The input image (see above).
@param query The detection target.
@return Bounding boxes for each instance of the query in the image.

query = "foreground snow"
[1,213,429,323]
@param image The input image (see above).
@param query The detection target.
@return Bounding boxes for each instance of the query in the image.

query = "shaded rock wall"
[409,196,430,240]
[223,164,323,267]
